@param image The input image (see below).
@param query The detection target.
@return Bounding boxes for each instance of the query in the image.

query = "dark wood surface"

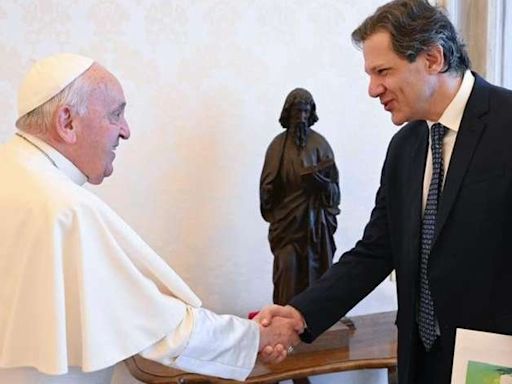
[125,311,398,384]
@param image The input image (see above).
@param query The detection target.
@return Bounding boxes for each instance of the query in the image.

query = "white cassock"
[0,133,259,384]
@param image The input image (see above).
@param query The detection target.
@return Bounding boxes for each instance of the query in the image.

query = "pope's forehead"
[86,64,120,86]
[86,65,125,99]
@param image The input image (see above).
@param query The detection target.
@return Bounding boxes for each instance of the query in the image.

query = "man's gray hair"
[16,72,91,135]
[352,0,470,76]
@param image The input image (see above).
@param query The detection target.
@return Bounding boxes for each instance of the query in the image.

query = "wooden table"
[125,311,398,384]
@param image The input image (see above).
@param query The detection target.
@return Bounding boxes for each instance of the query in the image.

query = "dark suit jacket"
[290,73,512,384]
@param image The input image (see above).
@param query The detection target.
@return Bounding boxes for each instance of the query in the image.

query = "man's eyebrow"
[365,64,386,75]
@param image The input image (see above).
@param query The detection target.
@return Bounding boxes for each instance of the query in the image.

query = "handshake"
[253,304,305,364]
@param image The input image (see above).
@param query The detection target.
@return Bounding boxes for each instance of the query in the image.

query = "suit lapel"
[434,74,490,243]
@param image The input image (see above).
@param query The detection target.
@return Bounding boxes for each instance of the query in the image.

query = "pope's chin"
[88,175,105,185]
[103,164,115,180]
[87,167,113,185]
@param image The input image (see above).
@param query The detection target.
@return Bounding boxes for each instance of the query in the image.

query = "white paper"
[451,328,512,384]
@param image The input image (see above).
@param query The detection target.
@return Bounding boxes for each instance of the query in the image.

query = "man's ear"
[55,105,77,144]
[424,44,445,74]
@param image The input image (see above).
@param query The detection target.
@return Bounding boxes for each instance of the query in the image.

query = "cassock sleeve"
[140,307,259,381]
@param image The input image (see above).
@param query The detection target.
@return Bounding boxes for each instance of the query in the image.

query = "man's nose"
[368,77,384,98]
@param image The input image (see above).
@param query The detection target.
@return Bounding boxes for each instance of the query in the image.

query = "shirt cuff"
[174,307,259,381]
[140,306,259,381]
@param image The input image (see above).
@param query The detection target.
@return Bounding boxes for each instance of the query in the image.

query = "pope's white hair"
[16,67,93,135]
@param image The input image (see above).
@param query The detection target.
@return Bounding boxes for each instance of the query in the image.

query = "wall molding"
[486,0,505,85]
[435,0,508,87]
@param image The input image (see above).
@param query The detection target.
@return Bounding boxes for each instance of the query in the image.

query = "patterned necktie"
[418,122,447,351]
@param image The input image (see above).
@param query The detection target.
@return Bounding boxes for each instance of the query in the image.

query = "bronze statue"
[260,88,340,305]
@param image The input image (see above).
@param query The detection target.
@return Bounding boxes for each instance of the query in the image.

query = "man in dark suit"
[256,1,512,383]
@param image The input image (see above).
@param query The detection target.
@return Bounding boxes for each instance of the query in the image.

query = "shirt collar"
[16,131,88,186]
[426,69,475,132]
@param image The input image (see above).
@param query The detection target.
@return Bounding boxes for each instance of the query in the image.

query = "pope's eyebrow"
[112,102,126,114]
[116,102,126,111]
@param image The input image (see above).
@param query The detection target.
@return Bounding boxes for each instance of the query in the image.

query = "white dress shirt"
[422,70,475,211]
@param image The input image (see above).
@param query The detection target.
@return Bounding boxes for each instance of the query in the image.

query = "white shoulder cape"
[0,135,201,374]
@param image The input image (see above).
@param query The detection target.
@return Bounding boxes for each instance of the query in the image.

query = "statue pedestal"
[294,319,351,353]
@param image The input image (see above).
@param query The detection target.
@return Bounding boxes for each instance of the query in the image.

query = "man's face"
[72,66,130,184]
[363,31,436,125]
[289,101,311,128]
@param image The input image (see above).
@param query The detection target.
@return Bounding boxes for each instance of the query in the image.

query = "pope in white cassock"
[0,53,300,384]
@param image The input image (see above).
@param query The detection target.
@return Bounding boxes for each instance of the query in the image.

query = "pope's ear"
[55,105,77,144]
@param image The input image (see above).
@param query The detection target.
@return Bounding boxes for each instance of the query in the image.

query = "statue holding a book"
[260,88,341,305]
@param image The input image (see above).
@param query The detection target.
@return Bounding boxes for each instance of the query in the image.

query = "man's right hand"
[254,304,305,333]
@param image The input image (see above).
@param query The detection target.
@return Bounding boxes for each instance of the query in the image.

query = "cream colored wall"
[0,2,398,382]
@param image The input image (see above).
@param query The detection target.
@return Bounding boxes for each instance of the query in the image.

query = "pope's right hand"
[256,315,300,364]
